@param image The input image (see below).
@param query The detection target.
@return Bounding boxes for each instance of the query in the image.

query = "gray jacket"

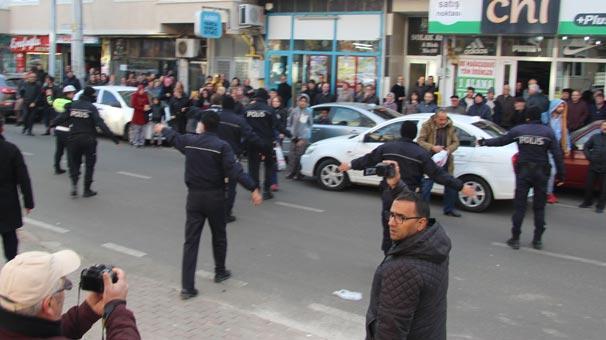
[287,107,313,140]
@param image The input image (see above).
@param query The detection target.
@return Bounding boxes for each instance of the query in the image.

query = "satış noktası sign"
[455,60,496,98]
[429,0,606,35]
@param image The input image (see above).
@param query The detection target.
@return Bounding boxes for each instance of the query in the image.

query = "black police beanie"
[400,121,418,139]
[83,86,96,97]
[526,106,542,121]
[254,88,269,101]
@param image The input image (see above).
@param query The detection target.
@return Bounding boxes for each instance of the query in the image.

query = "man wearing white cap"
[51,85,76,175]
[0,250,140,339]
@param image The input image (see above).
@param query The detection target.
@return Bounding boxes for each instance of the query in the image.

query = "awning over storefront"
[428,0,606,35]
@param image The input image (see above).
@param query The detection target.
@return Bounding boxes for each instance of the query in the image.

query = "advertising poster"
[455,60,496,97]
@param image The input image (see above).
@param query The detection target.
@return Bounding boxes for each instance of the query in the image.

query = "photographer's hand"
[85,291,104,316]
[383,160,401,189]
[102,268,129,304]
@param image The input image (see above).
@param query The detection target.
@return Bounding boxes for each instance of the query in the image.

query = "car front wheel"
[316,159,349,191]
[457,175,493,212]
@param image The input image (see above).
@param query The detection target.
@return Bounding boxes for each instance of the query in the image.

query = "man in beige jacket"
[417,110,462,217]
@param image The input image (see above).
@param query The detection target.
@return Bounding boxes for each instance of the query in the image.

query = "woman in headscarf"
[130,84,150,147]
[383,92,398,111]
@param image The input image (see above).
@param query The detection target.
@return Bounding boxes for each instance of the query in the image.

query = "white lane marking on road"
[22,152,34,156]
[101,243,147,258]
[491,242,606,268]
[307,303,365,324]
[196,270,248,288]
[275,201,325,213]
[554,202,578,209]
[23,217,70,234]
[116,171,152,180]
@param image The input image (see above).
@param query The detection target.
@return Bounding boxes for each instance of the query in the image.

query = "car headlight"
[305,144,317,155]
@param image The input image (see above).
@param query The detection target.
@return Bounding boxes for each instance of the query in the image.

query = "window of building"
[407,17,443,56]
[555,61,606,94]
[558,37,606,59]
[501,37,554,57]
[453,36,497,56]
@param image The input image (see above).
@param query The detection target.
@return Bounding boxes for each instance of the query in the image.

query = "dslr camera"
[80,264,118,293]
[363,162,396,178]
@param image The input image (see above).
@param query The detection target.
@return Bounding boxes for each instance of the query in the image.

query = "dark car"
[563,120,605,189]
[0,75,19,120]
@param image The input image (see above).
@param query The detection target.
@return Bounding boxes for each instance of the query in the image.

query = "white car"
[74,86,156,141]
[300,113,518,212]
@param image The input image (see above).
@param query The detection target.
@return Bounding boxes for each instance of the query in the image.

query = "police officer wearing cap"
[154,111,263,300]
[478,107,564,250]
[51,85,76,175]
[217,95,264,223]
[51,86,119,197]
[244,88,280,200]
[339,121,475,254]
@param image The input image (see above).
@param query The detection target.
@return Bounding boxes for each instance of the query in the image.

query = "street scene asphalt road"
[3,124,606,340]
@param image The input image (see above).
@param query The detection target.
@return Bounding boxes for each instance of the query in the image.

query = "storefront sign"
[429,0,606,35]
[10,36,49,53]
[56,35,99,45]
[195,11,222,39]
[407,17,443,56]
[455,60,496,97]
[454,37,497,56]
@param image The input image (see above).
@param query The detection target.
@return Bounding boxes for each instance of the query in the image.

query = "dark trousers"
[512,163,549,241]
[43,107,55,128]
[421,177,458,213]
[1,230,18,261]
[248,144,274,192]
[583,169,606,209]
[68,135,97,188]
[21,105,36,134]
[54,130,69,171]
[182,189,227,291]
[226,180,237,217]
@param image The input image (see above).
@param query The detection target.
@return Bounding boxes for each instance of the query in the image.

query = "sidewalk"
[5,230,325,340]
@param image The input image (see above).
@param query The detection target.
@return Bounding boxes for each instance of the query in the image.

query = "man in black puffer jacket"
[366,161,450,340]
[579,121,606,213]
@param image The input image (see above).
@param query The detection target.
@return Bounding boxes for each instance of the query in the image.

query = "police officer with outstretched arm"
[217,95,264,223]
[478,107,564,250]
[51,85,76,175]
[51,86,119,197]
[339,121,475,254]
[154,111,263,300]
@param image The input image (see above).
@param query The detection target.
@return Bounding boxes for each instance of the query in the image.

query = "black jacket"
[244,100,278,145]
[62,76,81,92]
[315,93,336,105]
[277,82,292,105]
[584,132,606,173]
[272,107,292,138]
[162,128,257,192]
[218,108,265,156]
[482,121,565,177]
[526,93,549,113]
[169,95,191,134]
[150,104,164,123]
[0,135,34,233]
[366,187,450,340]
[51,96,119,144]
[351,138,464,192]
[20,82,41,105]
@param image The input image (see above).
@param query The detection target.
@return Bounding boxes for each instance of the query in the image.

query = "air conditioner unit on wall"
[239,4,264,27]
[175,39,200,58]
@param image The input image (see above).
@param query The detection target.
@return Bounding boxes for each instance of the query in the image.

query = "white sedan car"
[300,113,518,212]
[74,86,155,141]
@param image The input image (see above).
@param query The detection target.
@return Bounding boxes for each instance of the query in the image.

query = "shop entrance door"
[406,59,439,96]
[517,61,551,94]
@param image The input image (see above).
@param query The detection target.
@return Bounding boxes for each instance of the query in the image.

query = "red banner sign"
[10,36,50,53]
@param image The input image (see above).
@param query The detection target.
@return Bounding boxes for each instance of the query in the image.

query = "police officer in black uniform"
[244,88,279,200]
[51,86,119,197]
[478,107,564,250]
[154,111,263,300]
[339,121,475,254]
[217,95,264,223]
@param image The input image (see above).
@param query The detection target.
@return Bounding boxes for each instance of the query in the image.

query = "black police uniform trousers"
[248,144,274,193]
[182,189,227,291]
[512,162,550,240]
[1,230,18,261]
[583,169,606,209]
[68,134,97,188]
[21,104,36,134]
[54,130,70,171]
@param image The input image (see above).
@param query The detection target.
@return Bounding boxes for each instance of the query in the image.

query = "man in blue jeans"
[417,110,462,217]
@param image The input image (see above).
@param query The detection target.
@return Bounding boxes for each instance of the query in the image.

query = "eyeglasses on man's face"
[388,212,422,224]
[53,277,73,295]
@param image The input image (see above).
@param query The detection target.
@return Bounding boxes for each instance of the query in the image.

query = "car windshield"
[371,107,402,120]
[472,120,506,137]
[117,91,135,108]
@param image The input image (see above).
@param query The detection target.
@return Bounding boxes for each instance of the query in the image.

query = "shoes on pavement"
[293,174,304,180]
[70,187,78,198]
[506,238,520,250]
[180,288,199,300]
[596,207,604,214]
[444,211,462,218]
[27,132,34,136]
[532,240,543,250]
[271,184,279,192]
[214,270,232,283]
[263,192,274,200]
[54,168,66,175]
[285,173,295,180]
[82,189,97,198]
[226,215,236,223]
[547,193,558,204]
[42,131,51,136]
[579,202,593,208]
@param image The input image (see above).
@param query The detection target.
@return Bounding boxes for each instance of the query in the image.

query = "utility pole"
[71,0,85,85]
[48,0,57,77]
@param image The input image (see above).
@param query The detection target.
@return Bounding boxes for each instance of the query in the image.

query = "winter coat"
[337,88,354,102]
[541,99,570,154]
[567,101,590,131]
[362,95,380,105]
[589,103,606,122]
[0,301,140,339]
[417,101,438,114]
[382,100,398,112]
[495,94,516,128]
[277,82,292,105]
[584,132,606,173]
[272,107,290,138]
[130,91,150,126]
[287,106,313,140]
[169,95,191,134]
[466,102,492,120]
[150,104,165,123]
[20,82,41,106]
[315,92,336,105]
[403,102,419,115]
[417,115,460,174]
[366,217,450,340]
[526,93,550,113]
[62,76,81,92]
[0,135,34,233]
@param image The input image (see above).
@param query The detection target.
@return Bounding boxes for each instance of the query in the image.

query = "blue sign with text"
[196,11,222,39]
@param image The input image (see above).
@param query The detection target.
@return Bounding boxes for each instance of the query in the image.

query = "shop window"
[501,37,554,57]
[268,40,290,51]
[294,40,333,51]
[556,62,606,94]
[338,40,379,53]
[407,17,442,56]
[558,37,606,59]
[453,36,497,56]
[336,56,377,87]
